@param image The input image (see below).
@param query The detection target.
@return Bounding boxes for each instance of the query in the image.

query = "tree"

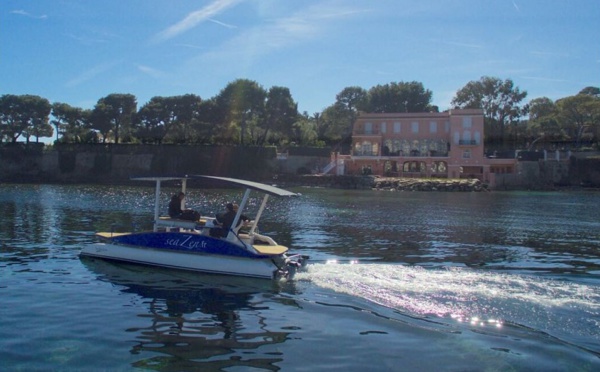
[134,97,172,144]
[89,102,113,143]
[526,97,562,149]
[263,86,298,146]
[0,94,51,143]
[190,98,219,144]
[291,113,319,146]
[337,86,368,114]
[319,104,349,146]
[51,103,90,143]
[452,76,528,148]
[24,96,52,143]
[366,82,434,113]
[214,79,267,145]
[556,93,600,148]
[579,86,600,97]
[168,94,203,144]
[91,94,137,143]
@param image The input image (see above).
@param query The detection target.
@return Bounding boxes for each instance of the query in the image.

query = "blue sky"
[2,0,598,115]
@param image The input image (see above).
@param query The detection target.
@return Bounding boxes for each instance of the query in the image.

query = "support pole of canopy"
[228,188,251,239]
[249,194,269,235]
[153,180,161,232]
[181,178,187,210]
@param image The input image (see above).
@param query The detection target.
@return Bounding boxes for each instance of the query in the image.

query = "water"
[1,184,599,371]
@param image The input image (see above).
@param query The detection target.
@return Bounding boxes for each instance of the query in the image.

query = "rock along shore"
[272,174,488,192]
[371,177,487,192]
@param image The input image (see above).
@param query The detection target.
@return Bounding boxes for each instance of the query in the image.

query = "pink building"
[330,109,517,188]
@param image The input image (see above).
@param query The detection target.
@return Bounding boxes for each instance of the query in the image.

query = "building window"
[431,161,447,173]
[354,141,379,156]
[381,122,386,133]
[403,161,427,173]
[463,116,472,128]
[430,121,437,133]
[383,139,392,155]
[402,140,411,155]
[394,122,401,133]
[384,161,398,175]
[463,149,471,158]
[462,130,472,143]
[411,121,419,133]
[445,121,450,133]
[362,141,372,155]
[365,122,373,134]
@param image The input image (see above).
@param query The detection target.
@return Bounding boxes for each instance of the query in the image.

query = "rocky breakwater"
[372,177,488,192]
[273,174,488,191]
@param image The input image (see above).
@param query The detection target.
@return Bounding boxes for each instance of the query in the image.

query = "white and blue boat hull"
[81,175,309,280]
[81,242,285,279]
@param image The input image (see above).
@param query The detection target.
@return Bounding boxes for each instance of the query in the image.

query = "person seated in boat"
[168,192,200,221]
[232,203,251,231]
[209,203,249,237]
[231,204,249,219]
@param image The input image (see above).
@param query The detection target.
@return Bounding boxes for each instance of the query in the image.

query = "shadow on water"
[81,258,302,371]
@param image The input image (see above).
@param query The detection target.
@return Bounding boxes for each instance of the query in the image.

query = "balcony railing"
[354,150,449,157]
[353,151,379,156]
[458,140,478,146]
[353,130,381,136]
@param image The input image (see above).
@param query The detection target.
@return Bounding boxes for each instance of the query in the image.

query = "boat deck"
[95,230,289,256]
[252,245,288,255]
[95,232,131,238]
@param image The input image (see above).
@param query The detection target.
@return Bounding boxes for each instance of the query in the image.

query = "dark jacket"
[216,210,237,230]
[168,195,182,217]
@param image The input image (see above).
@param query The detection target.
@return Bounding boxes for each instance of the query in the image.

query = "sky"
[1,0,599,116]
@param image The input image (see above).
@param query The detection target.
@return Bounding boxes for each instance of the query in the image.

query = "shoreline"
[1,174,597,192]
[270,174,595,192]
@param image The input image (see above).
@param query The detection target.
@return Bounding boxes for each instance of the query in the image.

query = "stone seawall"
[1,144,598,190]
[0,144,278,184]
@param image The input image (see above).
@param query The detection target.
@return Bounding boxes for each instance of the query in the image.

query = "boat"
[80,175,309,280]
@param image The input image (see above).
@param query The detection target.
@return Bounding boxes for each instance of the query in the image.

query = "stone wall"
[274,155,330,175]
[0,144,277,184]
[494,158,591,190]
[569,156,600,187]
[1,143,598,189]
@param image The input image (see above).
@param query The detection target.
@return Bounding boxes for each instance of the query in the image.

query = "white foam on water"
[295,262,600,338]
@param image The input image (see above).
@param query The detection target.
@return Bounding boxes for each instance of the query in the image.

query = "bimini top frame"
[130,175,298,233]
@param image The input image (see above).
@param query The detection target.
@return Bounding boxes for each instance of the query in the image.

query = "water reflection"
[282,188,600,273]
[82,259,300,371]
[2,184,600,370]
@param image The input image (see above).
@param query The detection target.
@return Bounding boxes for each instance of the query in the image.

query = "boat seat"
[253,244,288,255]
[158,216,206,223]
[95,232,130,238]
[157,216,206,230]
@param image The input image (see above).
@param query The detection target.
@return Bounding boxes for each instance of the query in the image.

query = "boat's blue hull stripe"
[108,232,271,259]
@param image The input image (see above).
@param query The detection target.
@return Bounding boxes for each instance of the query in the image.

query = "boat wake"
[295,262,600,350]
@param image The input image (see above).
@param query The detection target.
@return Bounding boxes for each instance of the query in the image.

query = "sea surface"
[1,183,599,371]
